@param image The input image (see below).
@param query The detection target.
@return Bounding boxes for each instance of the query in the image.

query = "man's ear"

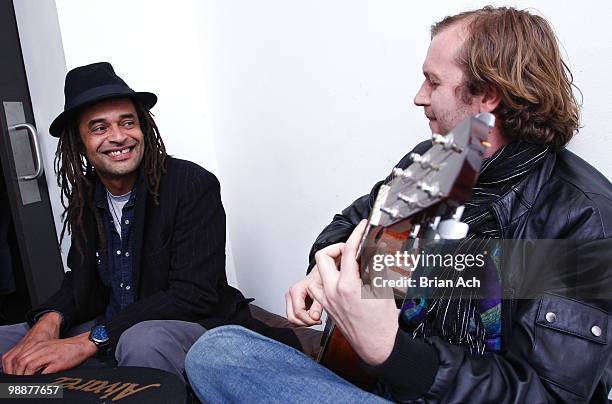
[479,85,501,113]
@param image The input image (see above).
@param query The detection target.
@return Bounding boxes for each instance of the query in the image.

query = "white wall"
[19,1,612,316]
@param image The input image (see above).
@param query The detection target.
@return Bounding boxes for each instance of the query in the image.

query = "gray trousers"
[0,319,206,383]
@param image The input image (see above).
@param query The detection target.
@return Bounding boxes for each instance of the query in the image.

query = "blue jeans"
[185,325,390,403]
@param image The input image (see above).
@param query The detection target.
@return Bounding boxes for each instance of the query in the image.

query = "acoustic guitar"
[316,113,495,389]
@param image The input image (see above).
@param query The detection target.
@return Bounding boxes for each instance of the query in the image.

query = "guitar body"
[315,113,495,389]
[316,223,413,390]
[317,319,377,390]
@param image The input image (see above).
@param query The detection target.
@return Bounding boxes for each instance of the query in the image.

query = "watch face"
[91,325,109,344]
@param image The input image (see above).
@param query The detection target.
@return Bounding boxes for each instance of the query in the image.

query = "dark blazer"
[27,157,248,350]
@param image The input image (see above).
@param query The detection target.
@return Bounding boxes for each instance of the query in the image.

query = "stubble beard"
[436,101,477,135]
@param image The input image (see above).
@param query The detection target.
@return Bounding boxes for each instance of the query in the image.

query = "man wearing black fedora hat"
[0,62,250,380]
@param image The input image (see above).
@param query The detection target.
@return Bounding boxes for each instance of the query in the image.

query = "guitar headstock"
[369,112,494,228]
[359,113,494,298]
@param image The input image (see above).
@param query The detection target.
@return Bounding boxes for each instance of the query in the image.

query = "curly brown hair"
[55,99,166,257]
[432,6,581,149]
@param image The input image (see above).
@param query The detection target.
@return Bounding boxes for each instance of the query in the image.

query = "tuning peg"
[438,206,468,239]
[421,216,442,240]
[410,153,423,163]
[409,224,421,238]
[431,133,448,145]
[430,216,441,230]
[424,161,440,171]
[381,207,399,219]
[416,181,433,194]
[451,144,464,153]
[431,133,463,153]
[409,153,438,170]
[392,167,413,179]
[438,218,469,239]
[416,181,443,198]
[451,206,465,221]
[397,193,417,207]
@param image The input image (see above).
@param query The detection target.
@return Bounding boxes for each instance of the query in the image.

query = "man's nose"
[414,81,430,106]
[107,124,128,142]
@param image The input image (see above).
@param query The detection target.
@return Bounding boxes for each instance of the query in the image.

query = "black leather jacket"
[308,141,612,403]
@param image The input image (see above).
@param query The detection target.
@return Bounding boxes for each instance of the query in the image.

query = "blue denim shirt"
[94,179,136,318]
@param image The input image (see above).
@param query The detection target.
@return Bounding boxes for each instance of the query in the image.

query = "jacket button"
[545,312,556,323]
[591,325,602,337]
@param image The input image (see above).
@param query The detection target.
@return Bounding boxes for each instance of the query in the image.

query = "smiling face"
[78,98,144,189]
[413,23,481,135]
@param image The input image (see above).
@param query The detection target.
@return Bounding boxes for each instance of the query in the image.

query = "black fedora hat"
[49,62,157,137]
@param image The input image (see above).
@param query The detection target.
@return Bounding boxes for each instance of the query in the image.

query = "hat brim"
[49,91,157,137]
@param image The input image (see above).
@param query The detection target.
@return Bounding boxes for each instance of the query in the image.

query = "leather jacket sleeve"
[26,248,79,332]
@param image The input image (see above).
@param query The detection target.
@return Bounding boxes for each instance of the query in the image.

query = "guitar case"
[0,366,188,403]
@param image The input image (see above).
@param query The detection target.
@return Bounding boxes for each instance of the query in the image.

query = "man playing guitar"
[185,6,612,402]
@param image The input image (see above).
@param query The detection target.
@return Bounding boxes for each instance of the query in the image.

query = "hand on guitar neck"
[305,220,400,366]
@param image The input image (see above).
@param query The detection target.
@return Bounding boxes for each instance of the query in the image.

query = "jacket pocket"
[533,294,609,399]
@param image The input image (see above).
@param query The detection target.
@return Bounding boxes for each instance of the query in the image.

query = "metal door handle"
[8,122,43,180]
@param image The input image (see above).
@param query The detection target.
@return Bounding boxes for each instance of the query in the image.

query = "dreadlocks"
[54,99,167,258]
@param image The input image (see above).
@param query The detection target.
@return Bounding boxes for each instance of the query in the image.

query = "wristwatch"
[89,325,110,350]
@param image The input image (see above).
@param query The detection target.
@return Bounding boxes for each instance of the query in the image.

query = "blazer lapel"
[72,183,107,310]
[131,167,148,298]
[74,204,98,306]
